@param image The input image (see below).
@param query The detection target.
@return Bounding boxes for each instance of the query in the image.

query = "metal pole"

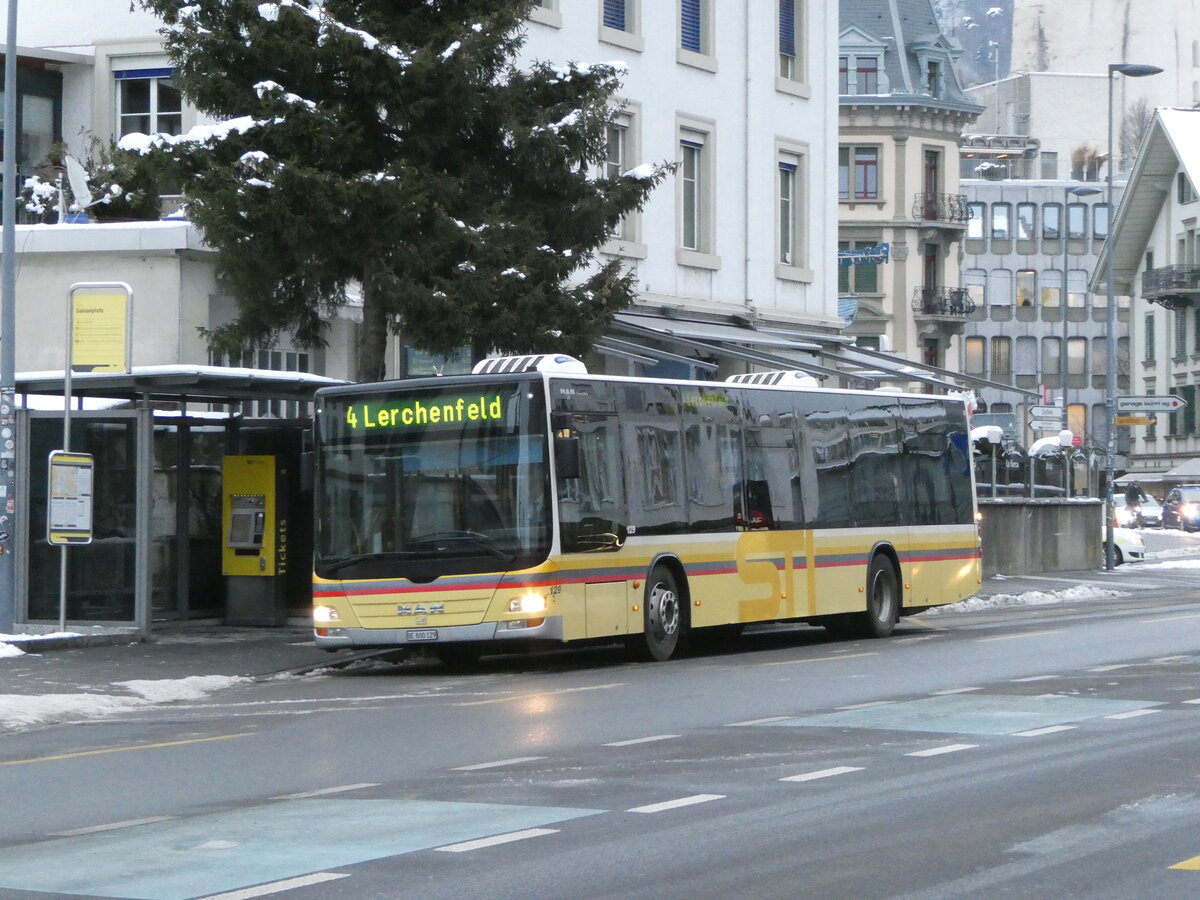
[1104,68,1117,570]
[1063,186,1071,498]
[0,0,19,632]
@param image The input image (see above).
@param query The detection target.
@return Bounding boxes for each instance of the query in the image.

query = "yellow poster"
[70,289,129,372]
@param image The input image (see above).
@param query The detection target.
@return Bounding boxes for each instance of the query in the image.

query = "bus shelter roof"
[16,365,348,406]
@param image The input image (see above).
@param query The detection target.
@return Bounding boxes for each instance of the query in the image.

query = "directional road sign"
[1116,395,1187,413]
[1029,405,1064,418]
[1115,415,1155,427]
[1029,419,1067,432]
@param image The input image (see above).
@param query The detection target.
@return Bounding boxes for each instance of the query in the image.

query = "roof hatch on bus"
[472,354,588,375]
[725,370,819,389]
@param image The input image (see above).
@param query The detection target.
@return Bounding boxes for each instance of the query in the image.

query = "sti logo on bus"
[344,395,503,430]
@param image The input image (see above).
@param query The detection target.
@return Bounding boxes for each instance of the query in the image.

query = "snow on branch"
[118,116,280,155]
[257,1,412,66]
[254,80,317,110]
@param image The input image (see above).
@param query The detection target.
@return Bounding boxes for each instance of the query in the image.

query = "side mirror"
[555,435,581,480]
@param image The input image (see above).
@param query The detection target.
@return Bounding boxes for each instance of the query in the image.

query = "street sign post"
[1115,395,1187,413]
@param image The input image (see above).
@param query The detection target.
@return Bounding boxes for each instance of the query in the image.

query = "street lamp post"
[1104,62,1162,570]
[1,0,18,633]
[1062,184,1101,497]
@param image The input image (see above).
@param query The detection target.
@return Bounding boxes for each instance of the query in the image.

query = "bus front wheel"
[630,567,684,661]
[855,556,899,639]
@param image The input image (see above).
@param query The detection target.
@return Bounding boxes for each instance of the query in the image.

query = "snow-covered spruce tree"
[129,0,667,382]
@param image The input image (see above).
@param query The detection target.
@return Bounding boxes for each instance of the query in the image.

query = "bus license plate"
[406,629,438,642]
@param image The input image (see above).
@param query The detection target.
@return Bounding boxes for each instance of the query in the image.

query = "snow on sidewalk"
[0,674,250,732]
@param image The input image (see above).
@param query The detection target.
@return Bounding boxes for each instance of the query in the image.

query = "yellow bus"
[312,354,981,664]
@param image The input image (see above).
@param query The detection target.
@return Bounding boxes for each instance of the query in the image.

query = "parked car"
[1160,485,1200,531]
[1106,526,1145,565]
[1113,495,1162,528]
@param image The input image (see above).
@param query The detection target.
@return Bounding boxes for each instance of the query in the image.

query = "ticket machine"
[222,455,288,625]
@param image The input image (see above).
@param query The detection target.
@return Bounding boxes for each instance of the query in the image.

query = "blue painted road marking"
[0,798,602,900]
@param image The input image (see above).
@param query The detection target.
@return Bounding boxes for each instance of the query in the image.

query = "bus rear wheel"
[630,567,684,662]
[854,555,899,639]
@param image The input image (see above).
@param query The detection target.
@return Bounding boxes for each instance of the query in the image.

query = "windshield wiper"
[319,550,417,574]
[406,530,516,563]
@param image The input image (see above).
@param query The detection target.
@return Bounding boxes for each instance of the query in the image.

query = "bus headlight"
[509,593,547,614]
[313,605,340,623]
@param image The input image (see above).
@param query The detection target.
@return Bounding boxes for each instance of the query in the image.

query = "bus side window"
[559,416,628,552]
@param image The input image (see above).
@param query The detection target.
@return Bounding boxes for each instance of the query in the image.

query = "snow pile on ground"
[114,675,250,702]
[1140,557,1200,570]
[0,630,91,657]
[0,675,251,732]
[0,642,24,658]
[924,583,1124,615]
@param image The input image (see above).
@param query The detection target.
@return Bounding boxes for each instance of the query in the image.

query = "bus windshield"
[315,380,551,581]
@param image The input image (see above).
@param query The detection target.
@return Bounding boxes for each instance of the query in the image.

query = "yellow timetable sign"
[70,285,130,373]
[1115,415,1155,427]
[47,451,94,545]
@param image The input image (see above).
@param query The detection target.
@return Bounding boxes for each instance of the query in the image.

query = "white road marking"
[1088,664,1130,672]
[780,766,864,783]
[1012,725,1077,737]
[759,652,878,667]
[906,744,977,757]
[726,715,795,726]
[436,828,559,853]
[603,734,679,747]
[626,794,725,814]
[50,816,175,837]
[929,687,982,695]
[1105,709,1161,720]
[270,783,378,800]
[976,630,1063,642]
[836,700,898,710]
[1140,613,1200,623]
[197,872,348,899]
[1010,675,1059,682]
[1183,699,1200,705]
[451,756,546,771]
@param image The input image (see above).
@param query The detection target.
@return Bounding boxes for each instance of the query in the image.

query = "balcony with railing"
[1142,265,1200,310]
[911,193,971,226]
[912,286,974,318]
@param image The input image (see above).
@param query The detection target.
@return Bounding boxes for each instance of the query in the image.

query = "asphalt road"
[2,536,1199,899]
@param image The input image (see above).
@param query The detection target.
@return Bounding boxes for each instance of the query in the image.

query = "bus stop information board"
[47,451,94,545]
[70,288,129,372]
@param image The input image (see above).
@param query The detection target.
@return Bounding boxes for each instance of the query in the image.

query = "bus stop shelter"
[13,366,346,636]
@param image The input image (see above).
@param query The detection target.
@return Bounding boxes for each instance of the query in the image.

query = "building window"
[1145,312,1156,361]
[676,121,714,260]
[838,146,878,200]
[1040,151,1058,180]
[1042,203,1062,241]
[211,348,311,418]
[530,0,561,26]
[1015,336,1037,379]
[1194,308,1200,353]
[680,0,710,55]
[1015,203,1036,242]
[924,60,941,97]
[115,68,182,137]
[1175,308,1188,358]
[991,203,1011,240]
[603,0,626,30]
[1068,337,1086,376]
[1179,172,1198,204]
[779,0,799,80]
[964,336,985,375]
[991,336,1012,377]
[604,116,639,243]
[1041,337,1060,380]
[839,55,880,95]
[838,240,878,293]
[778,159,798,265]
[1067,203,1087,241]
[1093,204,1110,239]
[1016,269,1036,307]
[966,202,986,240]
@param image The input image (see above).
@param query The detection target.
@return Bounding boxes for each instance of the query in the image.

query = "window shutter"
[603,0,626,30]
[779,0,795,57]
[681,0,702,52]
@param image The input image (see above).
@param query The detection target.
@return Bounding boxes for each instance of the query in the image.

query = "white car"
[1105,526,1145,565]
